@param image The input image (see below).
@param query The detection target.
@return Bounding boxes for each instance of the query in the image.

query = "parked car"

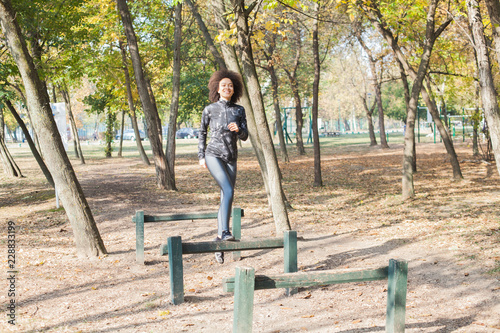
[115,129,146,141]
[176,127,199,139]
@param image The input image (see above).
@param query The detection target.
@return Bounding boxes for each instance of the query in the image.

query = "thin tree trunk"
[184,0,226,69]
[118,39,150,165]
[284,31,305,155]
[116,0,175,189]
[166,2,182,188]
[117,110,125,157]
[4,99,54,186]
[468,0,500,176]
[269,64,289,162]
[0,0,106,257]
[363,98,377,146]
[232,0,291,231]
[60,86,85,164]
[0,105,22,178]
[356,30,388,148]
[312,4,322,187]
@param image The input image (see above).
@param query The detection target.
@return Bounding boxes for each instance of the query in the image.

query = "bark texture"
[232,0,291,231]
[468,0,500,176]
[312,4,323,187]
[0,0,106,257]
[118,39,150,165]
[116,0,175,189]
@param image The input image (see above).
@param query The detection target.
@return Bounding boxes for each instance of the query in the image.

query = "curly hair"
[208,69,244,103]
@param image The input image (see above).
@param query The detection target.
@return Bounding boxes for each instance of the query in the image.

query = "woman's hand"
[228,122,239,132]
[199,159,206,168]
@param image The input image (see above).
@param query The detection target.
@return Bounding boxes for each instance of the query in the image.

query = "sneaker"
[213,236,224,264]
[214,251,224,264]
[221,231,235,241]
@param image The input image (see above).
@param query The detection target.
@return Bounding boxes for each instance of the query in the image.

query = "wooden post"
[232,207,242,261]
[135,210,145,264]
[386,259,408,333]
[168,236,184,305]
[233,266,255,333]
[284,230,298,296]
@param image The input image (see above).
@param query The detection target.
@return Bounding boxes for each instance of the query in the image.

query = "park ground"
[0,135,499,332]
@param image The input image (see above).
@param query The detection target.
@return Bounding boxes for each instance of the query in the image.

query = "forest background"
[0,0,500,331]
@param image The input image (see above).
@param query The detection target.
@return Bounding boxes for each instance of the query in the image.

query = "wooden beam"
[223,267,389,292]
[133,208,244,223]
[160,237,284,256]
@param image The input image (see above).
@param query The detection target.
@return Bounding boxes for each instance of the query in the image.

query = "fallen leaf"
[301,315,314,318]
[352,319,362,324]
[207,276,213,280]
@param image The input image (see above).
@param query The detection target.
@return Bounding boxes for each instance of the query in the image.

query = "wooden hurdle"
[162,231,298,305]
[133,207,243,264]
[224,259,408,333]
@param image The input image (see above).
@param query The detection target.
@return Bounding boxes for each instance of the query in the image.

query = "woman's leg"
[205,155,237,237]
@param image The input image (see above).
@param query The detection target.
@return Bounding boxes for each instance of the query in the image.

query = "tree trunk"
[117,110,125,157]
[60,86,85,164]
[485,0,500,66]
[395,57,416,172]
[0,105,22,178]
[312,4,322,187]
[356,31,388,148]
[166,2,182,188]
[116,0,175,190]
[212,0,273,207]
[184,0,226,69]
[118,39,150,165]
[269,64,289,162]
[363,98,377,146]
[4,99,54,186]
[0,0,106,257]
[468,0,500,176]
[232,0,291,231]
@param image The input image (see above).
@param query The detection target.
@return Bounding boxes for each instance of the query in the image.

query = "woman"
[198,69,248,264]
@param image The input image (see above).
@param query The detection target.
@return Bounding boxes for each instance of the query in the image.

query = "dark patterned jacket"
[198,99,248,163]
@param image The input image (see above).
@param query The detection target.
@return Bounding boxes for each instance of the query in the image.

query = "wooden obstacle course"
[225,259,408,333]
[163,230,298,305]
[133,207,243,264]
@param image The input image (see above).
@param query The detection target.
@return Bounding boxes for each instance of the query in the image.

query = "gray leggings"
[205,155,237,237]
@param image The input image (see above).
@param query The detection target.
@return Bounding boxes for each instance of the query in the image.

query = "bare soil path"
[0,141,499,332]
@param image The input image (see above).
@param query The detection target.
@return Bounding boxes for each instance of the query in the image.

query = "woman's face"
[218,78,234,100]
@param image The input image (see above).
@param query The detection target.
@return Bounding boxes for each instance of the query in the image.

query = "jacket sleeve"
[237,107,249,141]
[198,107,209,160]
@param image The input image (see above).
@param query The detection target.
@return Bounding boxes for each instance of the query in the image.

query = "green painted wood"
[133,207,243,262]
[132,208,244,223]
[135,211,145,265]
[232,207,242,261]
[160,237,284,255]
[386,259,408,333]
[284,231,298,296]
[223,266,389,292]
[233,266,255,333]
[168,236,184,305]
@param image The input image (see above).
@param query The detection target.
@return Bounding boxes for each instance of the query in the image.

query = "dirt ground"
[1,140,499,332]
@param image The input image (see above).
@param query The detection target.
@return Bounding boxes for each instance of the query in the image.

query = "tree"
[0,102,22,178]
[166,3,182,189]
[467,0,500,176]
[350,0,460,199]
[116,0,176,190]
[231,0,291,231]
[118,39,150,165]
[0,0,107,257]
